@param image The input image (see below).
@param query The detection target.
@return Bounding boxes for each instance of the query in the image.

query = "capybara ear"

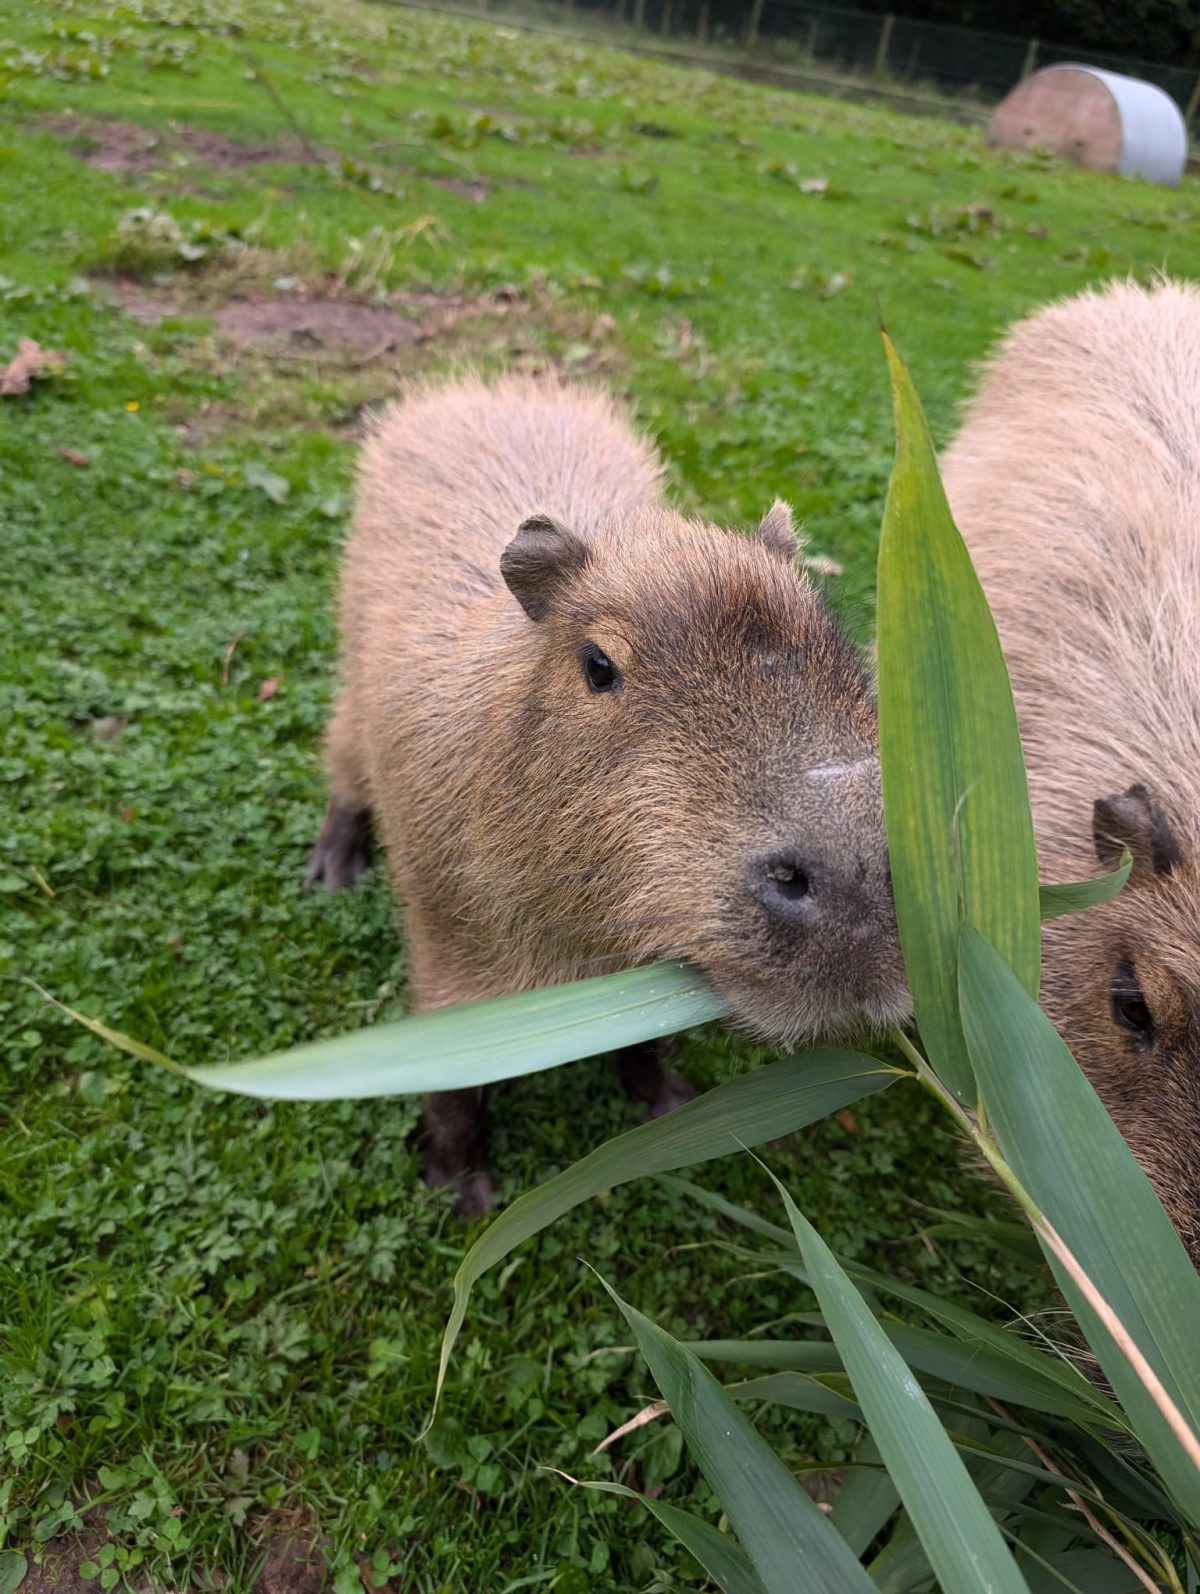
[500,514,591,622]
[1093,783,1182,877]
[756,499,798,563]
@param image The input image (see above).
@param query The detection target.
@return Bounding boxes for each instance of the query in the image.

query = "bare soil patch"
[103,276,524,365]
[18,1526,164,1594]
[211,298,420,359]
[250,1518,329,1594]
[430,174,488,203]
[49,115,323,175]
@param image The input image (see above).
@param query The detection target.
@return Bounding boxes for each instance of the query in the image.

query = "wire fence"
[467,0,1200,123]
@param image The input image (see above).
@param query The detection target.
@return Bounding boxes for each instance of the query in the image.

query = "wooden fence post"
[633,0,645,28]
[873,13,894,78]
[660,0,672,33]
[1185,71,1200,127]
[1020,37,1039,78]
[696,1,709,41]
[745,0,766,53]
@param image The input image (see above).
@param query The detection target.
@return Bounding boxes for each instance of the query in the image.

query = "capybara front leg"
[306,688,372,891]
[422,1087,494,1215]
[304,800,373,892]
[612,1041,696,1121]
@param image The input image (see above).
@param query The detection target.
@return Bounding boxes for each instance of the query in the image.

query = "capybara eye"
[581,643,619,693]
[1110,960,1155,1049]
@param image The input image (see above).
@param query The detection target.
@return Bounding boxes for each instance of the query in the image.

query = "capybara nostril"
[751,851,816,919]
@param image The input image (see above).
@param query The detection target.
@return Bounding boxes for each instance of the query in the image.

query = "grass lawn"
[3,0,1200,1587]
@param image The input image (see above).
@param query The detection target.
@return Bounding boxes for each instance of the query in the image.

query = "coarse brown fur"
[942,278,1200,1267]
[309,372,907,1211]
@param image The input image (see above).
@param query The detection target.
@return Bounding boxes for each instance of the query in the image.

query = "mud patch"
[104,276,524,365]
[211,298,419,359]
[18,1526,163,1594]
[430,175,488,203]
[49,114,323,175]
[250,1519,328,1594]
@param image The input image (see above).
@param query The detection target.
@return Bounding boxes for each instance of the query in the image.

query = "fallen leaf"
[1,339,69,396]
[258,677,280,701]
[245,460,290,504]
[221,632,244,687]
[120,806,135,823]
[800,176,829,195]
[835,1107,860,1135]
[55,447,89,467]
[91,715,128,742]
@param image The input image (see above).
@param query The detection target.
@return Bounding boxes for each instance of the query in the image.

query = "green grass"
[3,0,1200,1587]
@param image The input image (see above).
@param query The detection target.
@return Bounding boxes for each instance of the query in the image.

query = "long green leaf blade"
[771,1178,1030,1594]
[960,921,1200,1518]
[1038,855,1130,921]
[432,1048,897,1418]
[37,962,728,1100]
[597,1276,877,1594]
[546,1475,768,1594]
[876,330,1040,1100]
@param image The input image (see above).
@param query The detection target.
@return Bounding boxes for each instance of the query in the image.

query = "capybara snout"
[494,498,905,1048]
[311,373,907,1208]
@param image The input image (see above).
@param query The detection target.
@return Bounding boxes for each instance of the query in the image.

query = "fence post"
[614,0,626,20]
[873,13,894,78]
[1186,72,1200,126]
[1020,37,1039,78]
[805,16,819,58]
[697,0,709,42]
[660,0,672,33]
[633,0,645,28]
[745,0,766,53]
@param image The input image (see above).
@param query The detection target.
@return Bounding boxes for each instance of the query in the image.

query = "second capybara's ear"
[1093,782,1183,878]
[756,499,799,563]
[500,514,591,622]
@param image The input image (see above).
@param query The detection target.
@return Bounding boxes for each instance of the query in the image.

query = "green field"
[4,1,1199,1587]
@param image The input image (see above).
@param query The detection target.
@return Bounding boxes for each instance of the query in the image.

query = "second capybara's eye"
[581,643,619,693]
[1110,959,1155,1050]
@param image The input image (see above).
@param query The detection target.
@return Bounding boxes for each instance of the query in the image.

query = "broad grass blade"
[830,1437,900,1556]
[37,962,728,1100]
[597,1276,877,1594]
[691,1319,1104,1425]
[728,1371,861,1422]
[876,331,1039,1100]
[960,922,1200,1519]
[545,1474,767,1594]
[1038,855,1130,920]
[432,1049,897,1419]
[771,1177,1031,1594]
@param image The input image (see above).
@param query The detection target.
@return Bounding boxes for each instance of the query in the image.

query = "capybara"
[941,278,1200,1265]
[308,373,907,1212]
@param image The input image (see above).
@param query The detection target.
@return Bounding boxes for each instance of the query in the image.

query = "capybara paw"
[303,803,372,893]
[639,1067,697,1122]
[422,1154,495,1217]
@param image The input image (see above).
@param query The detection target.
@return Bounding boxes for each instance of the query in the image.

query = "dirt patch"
[104,275,525,364]
[49,114,323,175]
[250,1514,329,1594]
[430,175,488,203]
[108,282,189,323]
[210,298,420,359]
[18,1526,164,1594]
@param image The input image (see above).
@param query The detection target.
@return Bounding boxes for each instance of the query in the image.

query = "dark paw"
[304,803,372,893]
[423,1153,495,1216]
[639,1067,697,1122]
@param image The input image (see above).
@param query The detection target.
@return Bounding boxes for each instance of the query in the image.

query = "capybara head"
[488,501,908,1045]
[1042,786,1200,1266]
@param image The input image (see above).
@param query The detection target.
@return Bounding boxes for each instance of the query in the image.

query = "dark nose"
[749,850,821,925]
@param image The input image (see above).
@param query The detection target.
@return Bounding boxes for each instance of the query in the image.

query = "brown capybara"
[308,373,907,1212]
[941,278,1200,1266]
